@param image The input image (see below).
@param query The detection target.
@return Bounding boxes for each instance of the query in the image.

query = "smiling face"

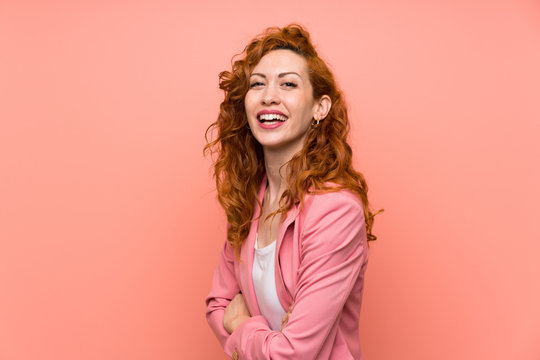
[244,49,319,156]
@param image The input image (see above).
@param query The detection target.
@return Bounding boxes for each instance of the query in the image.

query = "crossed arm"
[206,192,367,359]
[223,293,293,334]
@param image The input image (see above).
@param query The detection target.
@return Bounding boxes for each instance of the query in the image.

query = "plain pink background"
[1,1,539,359]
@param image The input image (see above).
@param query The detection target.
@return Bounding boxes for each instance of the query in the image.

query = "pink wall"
[1,1,539,359]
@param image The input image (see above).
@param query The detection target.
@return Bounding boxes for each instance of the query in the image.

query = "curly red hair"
[205,23,383,256]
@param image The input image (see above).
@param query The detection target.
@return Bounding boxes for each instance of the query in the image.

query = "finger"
[231,293,243,304]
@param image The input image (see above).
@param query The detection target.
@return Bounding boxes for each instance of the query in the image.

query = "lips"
[257,120,286,130]
[254,110,288,130]
[256,110,288,122]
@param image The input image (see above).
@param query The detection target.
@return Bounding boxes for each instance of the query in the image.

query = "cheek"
[244,99,258,127]
[244,95,256,114]
[290,94,312,113]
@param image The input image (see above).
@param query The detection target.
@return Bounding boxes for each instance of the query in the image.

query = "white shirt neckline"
[252,234,286,331]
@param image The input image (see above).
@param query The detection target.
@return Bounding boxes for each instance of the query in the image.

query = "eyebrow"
[250,72,302,79]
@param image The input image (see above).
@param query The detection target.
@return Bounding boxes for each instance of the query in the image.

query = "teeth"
[258,114,288,122]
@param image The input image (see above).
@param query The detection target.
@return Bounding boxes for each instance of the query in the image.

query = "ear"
[312,95,332,121]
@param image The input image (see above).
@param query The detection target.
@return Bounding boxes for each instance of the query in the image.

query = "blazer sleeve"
[223,191,368,359]
[205,239,241,347]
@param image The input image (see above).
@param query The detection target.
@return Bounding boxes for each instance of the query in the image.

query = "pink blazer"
[205,177,369,359]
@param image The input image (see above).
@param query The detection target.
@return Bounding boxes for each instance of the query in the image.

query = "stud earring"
[312,117,320,128]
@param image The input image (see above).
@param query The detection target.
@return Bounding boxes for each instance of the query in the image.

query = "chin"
[257,138,305,154]
[255,139,284,149]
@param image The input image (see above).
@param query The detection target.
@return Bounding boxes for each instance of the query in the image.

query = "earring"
[312,117,320,128]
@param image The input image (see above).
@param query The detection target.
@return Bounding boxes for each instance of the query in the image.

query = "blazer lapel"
[240,175,301,315]
[239,175,267,317]
[274,200,301,310]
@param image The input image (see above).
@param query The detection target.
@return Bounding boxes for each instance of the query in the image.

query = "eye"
[249,82,264,88]
[283,82,297,88]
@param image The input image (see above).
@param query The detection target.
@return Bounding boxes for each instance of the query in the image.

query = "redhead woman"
[204,24,382,359]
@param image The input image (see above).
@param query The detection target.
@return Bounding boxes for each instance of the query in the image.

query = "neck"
[263,147,296,205]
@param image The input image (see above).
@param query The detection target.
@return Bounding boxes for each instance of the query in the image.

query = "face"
[245,49,319,155]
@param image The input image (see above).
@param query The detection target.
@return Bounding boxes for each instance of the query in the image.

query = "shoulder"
[298,188,366,240]
[296,188,367,261]
[301,187,364,219]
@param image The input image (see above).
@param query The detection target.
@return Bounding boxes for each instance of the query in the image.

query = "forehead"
[251,49,309,76]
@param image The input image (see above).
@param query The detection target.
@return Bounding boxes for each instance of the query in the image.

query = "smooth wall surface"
[1,1,539,359]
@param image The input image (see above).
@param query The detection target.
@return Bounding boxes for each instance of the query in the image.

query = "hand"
[223,293,251,334]
[280,302,294,332]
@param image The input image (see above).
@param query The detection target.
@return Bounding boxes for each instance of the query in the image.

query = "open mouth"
[257,114,288,124]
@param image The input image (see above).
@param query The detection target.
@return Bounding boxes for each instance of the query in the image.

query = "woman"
[204,23,381,359]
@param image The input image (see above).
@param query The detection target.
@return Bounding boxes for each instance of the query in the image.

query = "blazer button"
[232,350,238,360]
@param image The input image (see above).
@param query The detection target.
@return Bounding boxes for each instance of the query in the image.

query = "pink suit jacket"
[205,177,369,359]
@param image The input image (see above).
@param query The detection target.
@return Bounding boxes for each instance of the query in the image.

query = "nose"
[262,84,280,105]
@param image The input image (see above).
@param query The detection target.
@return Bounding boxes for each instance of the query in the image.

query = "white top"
[252,234,286,331]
